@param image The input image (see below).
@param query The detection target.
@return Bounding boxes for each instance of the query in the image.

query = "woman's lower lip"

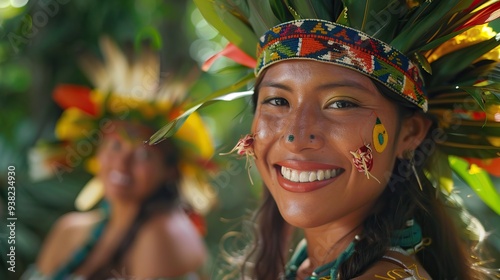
[276,169,339,193]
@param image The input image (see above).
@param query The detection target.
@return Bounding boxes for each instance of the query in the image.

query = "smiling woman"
[253,61,422,226]
[251,59,436,279]
[21,37,217,280]
[146,1,500,279]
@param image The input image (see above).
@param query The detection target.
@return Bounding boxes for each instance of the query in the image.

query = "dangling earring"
[350,143,381,183]
[404,150,423,191]
[219,134,255,184]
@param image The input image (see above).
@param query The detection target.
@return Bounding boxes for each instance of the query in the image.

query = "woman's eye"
[264,97,289,106]
[327,100,358,109]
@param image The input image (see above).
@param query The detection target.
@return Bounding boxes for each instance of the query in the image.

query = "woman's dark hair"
[242,77,477,279]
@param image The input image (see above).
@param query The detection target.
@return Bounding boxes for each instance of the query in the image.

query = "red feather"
[457,2,500,31]
[202,43,256,71]
[53,84,98,116]
[465,157,500,177]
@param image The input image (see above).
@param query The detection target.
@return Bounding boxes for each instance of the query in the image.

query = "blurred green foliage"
[0,1,259,279]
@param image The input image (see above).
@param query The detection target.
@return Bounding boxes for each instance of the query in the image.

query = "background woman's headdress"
[36,37,217,214]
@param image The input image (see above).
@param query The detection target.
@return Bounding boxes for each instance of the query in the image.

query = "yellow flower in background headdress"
[38,37,217,215]
[148,1,500,216]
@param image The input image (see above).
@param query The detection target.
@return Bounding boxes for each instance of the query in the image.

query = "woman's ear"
[396,113,432,158]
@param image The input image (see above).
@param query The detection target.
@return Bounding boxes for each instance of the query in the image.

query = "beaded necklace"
[284,220,422,280]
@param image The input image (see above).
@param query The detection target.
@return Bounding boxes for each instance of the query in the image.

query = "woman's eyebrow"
[259,81,292,91]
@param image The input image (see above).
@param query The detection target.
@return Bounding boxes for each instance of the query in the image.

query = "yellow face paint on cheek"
[373,116,388,153]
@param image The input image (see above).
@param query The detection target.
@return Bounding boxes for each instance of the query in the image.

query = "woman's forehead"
[260,60,376,89]
[258,59,377,92]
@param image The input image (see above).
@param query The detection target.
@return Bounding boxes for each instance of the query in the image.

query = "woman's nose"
[281,106,324,152]
[114,149,134,170]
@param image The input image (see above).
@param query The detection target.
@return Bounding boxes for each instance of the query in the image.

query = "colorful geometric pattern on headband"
[256,19,428,112]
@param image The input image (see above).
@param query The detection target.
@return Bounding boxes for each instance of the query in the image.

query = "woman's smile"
[274,160,345,192]
[108,170,132,188]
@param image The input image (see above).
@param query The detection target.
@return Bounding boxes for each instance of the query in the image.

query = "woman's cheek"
[253,111,287,138]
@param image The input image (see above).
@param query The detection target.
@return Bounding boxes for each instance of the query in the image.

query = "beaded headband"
[256,19,428,112]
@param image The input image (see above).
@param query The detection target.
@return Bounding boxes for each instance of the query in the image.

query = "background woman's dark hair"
[87,140,182,279]
[242,78,477,279]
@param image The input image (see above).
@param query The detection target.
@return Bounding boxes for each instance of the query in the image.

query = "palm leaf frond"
[148,73,255,145]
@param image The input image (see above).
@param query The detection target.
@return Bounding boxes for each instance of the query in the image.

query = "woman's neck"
[107,200,141,229]
[302,215,365,270]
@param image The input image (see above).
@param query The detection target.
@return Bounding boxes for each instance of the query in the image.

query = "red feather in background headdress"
[53,84,98,116]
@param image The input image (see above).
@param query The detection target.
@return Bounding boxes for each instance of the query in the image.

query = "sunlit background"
[0,1,499,279]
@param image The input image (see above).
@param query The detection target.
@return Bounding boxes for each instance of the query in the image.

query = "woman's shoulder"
[53,209,104,230]
[127,208,207,277]
[36,210,104,275]
[353,248,432,280]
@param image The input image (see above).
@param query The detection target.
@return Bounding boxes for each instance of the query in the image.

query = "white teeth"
[109,170,131,186]
[280,167,341,183]
[299,172,308,182]
[309,172,317,182]
[291,170,299,182]
[317,170,325,180]
[325,169,331,179]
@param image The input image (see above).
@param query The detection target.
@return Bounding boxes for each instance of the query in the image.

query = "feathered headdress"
[37,37,217,215]
[148,1,500,215]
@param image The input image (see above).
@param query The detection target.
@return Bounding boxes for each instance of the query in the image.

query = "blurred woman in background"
[24,37,216,279]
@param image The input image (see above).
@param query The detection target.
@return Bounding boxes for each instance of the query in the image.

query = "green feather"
[194,0,257,56]
[247,0,281,37]
[285,0,336,21]
[341,0,403,41]
[336,6,349,26]
[415,51,432,74]
[286,0,318,19]
[452,62,500,86]
[429,37,500,88]
[461,86,500,111]
[269,0,294,22]
[421,13,500,52]
[420,29,467,52]
[449,156,500,215]
[393,0,474,53]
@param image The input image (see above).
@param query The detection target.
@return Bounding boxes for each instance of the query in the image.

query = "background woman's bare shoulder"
[128,209,207,278]
[353,249,432,280]
[36,210,105,275]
